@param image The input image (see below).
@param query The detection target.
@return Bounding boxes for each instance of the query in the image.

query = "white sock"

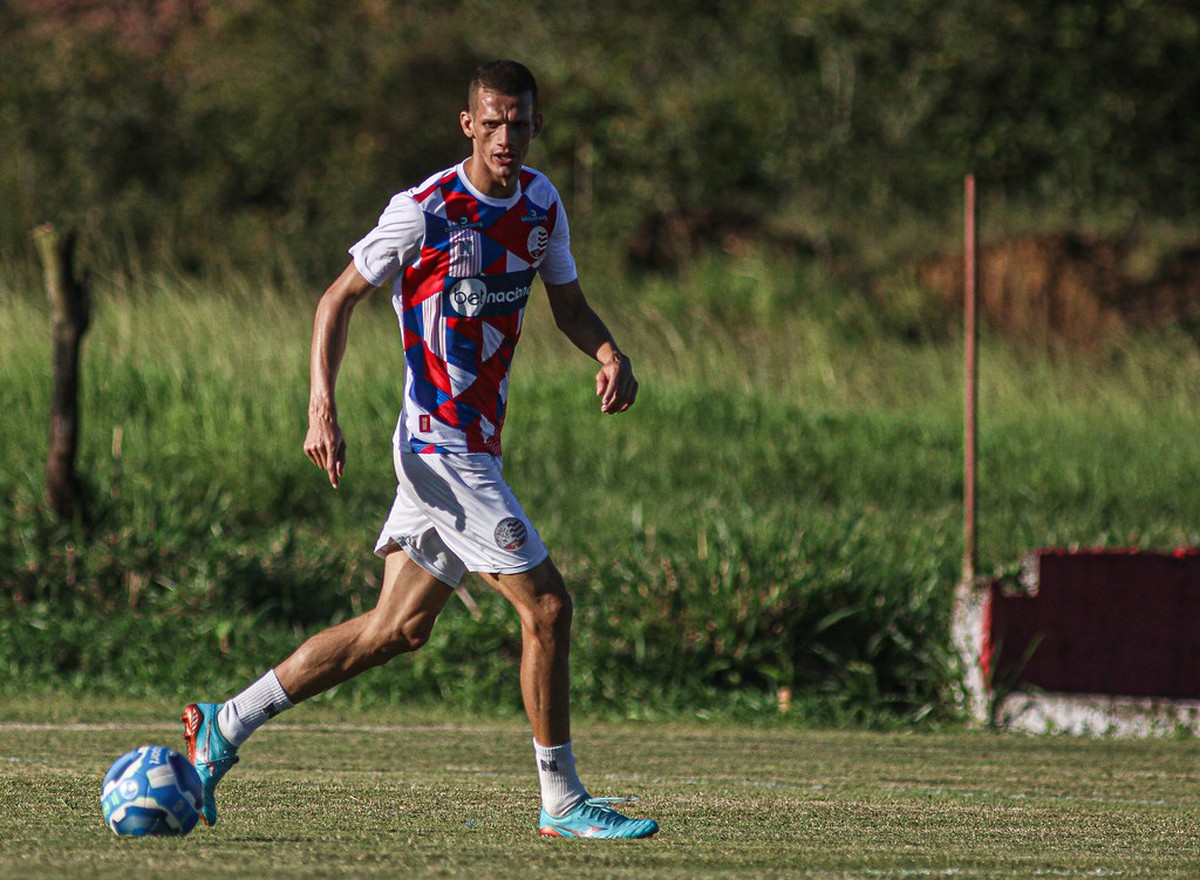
[534,739,588,817]
[217,669,294,748]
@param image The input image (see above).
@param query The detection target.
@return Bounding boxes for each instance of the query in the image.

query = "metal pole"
[963,175,978,586]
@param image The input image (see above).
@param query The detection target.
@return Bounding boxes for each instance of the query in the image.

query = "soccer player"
[181,60,658,839]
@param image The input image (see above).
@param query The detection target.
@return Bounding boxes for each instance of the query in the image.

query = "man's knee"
[363,608,437,660]
[529,588,573,639]
[489,559,574,643]
[525,564,573,640]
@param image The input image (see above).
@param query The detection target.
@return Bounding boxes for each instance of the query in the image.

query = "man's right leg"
[274,550,453,701]
[183,550,453,825]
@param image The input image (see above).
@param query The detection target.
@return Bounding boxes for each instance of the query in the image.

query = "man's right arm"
[303,261,379,488]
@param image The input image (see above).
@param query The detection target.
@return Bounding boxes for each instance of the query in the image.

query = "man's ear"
[460,109,474,140]
[532,113,544,138]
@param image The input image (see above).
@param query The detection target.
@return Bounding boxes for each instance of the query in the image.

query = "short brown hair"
[468,60,539,112]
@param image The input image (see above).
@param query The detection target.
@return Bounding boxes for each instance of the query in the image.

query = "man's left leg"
[183,550,453,825]
[482,558,658,839]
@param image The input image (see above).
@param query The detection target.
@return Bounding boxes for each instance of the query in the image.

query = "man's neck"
[463,157,520,200]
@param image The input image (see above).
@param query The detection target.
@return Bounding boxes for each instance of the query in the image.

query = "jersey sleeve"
[348,193,425,286]
[538,195,579,285]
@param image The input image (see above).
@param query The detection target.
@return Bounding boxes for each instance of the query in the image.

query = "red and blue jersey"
[349,161,577,456]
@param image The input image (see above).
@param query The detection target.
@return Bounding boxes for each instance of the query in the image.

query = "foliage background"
[2,0,1199,275]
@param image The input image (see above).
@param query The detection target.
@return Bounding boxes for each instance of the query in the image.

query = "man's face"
[460,88,542,198]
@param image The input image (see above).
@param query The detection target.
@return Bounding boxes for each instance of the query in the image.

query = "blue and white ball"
[101,745,204,837]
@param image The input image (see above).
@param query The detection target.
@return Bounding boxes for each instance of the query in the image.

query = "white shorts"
[374,449,548,586]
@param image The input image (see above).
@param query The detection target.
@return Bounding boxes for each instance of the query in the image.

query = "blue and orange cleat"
[181,702,239,827]
[538,797,659,839]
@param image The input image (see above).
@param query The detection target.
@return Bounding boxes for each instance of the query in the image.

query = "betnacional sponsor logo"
[447,275,532,317]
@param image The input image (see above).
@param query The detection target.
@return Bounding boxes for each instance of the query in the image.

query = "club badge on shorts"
[494,517,528,552]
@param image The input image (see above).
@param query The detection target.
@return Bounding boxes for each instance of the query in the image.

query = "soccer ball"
[100,745,204,837]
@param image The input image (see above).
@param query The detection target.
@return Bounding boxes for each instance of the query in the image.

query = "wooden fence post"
[33,224,91,522]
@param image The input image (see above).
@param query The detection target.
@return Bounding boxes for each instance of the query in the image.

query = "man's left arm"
[543,279,638,414]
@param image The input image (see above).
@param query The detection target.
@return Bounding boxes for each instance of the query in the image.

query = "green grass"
[3,254,1200,721]
[1,697,1199,878]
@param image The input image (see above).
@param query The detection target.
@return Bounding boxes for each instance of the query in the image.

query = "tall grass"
[3,253,1199,723]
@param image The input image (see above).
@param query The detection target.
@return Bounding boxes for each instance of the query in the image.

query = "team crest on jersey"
[494,517,528,551]
[527,226,549,262]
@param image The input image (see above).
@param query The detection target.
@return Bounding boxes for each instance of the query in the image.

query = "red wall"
[984,548,1200,699]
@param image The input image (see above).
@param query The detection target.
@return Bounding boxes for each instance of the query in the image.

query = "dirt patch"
[909,233,1200,348]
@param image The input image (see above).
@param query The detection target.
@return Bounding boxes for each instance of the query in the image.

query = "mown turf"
[1,698,1197,878]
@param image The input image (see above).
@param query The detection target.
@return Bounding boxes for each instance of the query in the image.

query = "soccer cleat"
[538,797,659,839]
[181,702,239,827]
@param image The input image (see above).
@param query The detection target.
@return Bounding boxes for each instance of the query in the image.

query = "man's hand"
[304,413,347,488]
[596,353,638,414]
[544,279,637,413]
[305,262,378,490]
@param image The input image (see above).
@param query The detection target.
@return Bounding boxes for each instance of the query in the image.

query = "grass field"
[2,697,1199,878]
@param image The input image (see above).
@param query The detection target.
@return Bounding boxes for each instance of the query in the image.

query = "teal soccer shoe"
[181,702,239,827]
[538,797,659,839]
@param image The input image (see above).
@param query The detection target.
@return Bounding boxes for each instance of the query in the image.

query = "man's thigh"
[479,557,569,616]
